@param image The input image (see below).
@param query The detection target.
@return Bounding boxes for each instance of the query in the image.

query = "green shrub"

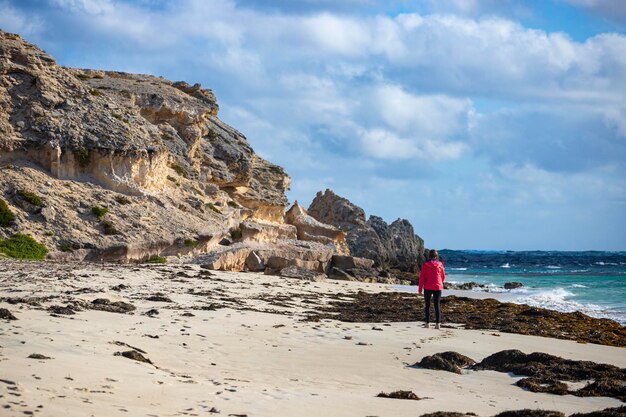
[59,241,73,252]
[91,206,108,219]
[112,113,129,124]
[0,198,15,227]
[146,254,167,264]
[184,238,198,248]
[45,231,54,237]
[76,73,91,81]
[230,228,242,240]
[227,201,239,208]
[73,148,90,167]
[170,164,187,178]
[18,189,43,207]
[166,175,180,186]
[90,89,103,97]
[205,203,222,214]
[102,220,119,235]
[161,132,174,141]
[0,234,48,260]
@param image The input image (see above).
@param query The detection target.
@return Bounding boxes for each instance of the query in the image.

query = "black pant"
[424,290,442,323]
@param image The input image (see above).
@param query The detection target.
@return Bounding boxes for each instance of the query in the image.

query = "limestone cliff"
[0,30,289,261]
[308,189,425,271]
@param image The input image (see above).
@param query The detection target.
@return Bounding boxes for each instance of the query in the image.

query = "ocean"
[405,250,626,325]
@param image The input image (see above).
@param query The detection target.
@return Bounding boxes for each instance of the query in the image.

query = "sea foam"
[512,288,625,324]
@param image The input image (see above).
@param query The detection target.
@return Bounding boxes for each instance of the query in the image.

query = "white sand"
[0,261,624,417]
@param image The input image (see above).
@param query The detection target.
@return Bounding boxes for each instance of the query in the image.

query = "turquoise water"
[431,250,626,324]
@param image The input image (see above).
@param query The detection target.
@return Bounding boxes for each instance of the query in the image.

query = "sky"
[1,0,625,251]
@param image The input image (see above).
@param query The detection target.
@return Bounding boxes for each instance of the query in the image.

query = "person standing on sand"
[419,249,446,329]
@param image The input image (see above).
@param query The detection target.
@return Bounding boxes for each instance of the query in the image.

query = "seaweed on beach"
[570,406,626,417]
[89,298,136,314]
[0,307,17,320]
[472,349,626,401]
[420,407,626,417]
[377,390,421,400]
[306,291,626,347]
[414,351,476,374]
[114,350,153,364]
[493,411,565,417]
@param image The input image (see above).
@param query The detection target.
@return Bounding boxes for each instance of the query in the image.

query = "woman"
[418,249,446,329]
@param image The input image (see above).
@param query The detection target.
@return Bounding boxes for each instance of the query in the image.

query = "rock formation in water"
[307,189,425,271]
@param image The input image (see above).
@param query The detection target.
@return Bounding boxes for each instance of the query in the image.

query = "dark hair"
[428,249,439,260]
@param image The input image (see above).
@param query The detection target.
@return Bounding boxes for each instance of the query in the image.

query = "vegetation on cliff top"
[205,203,222,214]
[0,198,15,227]
[0,234,48,259]
[146,254,167,264]
[170,163,188,178]
[73,148,90,167]
[184,238,198,248]
[91,206,108,219]
[17,189,44,207]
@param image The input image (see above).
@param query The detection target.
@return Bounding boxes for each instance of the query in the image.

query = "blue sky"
[2,0,625,250]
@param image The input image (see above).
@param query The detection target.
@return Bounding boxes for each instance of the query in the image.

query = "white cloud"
[359,129,420,159]
[498,162,626,205]
[0,1,43,35]
[302,13,370,56]
[52,0,115,14]
[358,128,466,161]
[6,0,626,248]
[373,85,472,137]
[470,102,626,173]
[561,0,626,22]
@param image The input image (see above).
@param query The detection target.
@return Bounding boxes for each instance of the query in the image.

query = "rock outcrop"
[0,30,300,262]
[285,201,349,255]
[307,189,425,271]
[0,31,427,277]
[196,240,335,273]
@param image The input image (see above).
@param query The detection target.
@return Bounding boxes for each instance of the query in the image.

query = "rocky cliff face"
[0,30,289,261]
[0,31,426,277]
[308,189,425,271]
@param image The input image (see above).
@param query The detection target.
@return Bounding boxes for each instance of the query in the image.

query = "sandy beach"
[1,260,624,417]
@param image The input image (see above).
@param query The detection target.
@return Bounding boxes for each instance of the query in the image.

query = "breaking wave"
[512,288,625,324]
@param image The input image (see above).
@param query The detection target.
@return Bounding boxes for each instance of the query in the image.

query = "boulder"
[285,201,349,255]
[308,189,424,271]
[504,282,523,290]
[327,266,407,284]
[444,282,487,290]
[279,265,326,282]
[266,256,289,270]
[195,240,335,273]
[266,256,322,272]
[328,267,355,281]
[244,251,264,272]
[201,246,251,271]
[331,255,374,270]
[239,220,297,242]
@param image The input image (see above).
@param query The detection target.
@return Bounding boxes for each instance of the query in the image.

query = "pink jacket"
[419,260,445,292]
